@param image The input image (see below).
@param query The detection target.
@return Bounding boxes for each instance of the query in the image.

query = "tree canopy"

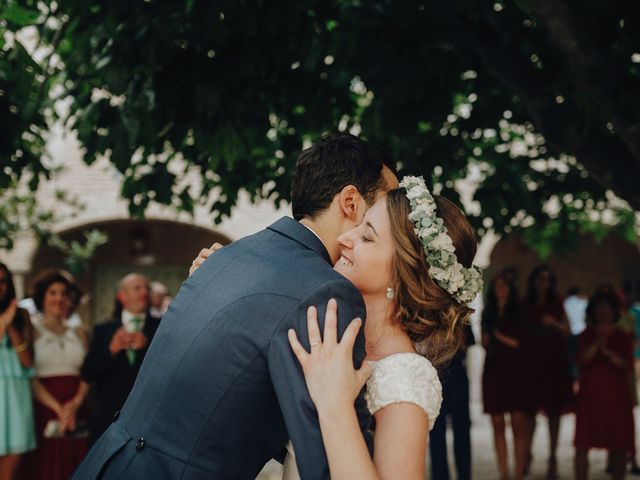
[2,0,639,256]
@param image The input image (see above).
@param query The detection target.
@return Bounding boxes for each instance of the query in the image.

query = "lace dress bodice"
[282,352,442,480]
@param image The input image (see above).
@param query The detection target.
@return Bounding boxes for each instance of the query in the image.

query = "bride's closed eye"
[360,235,373,243]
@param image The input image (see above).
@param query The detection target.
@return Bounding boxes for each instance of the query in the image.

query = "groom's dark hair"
[291,133,394,220]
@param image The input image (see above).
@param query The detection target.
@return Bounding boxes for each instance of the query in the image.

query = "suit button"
[135,438,145,451]
[113,410,120,421]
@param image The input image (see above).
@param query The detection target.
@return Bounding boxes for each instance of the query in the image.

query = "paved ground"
[257,346,640,479]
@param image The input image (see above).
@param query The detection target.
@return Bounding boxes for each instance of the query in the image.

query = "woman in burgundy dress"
[482,272,531,480]
[521,265,573,479]
[27,271,89,480]
[575,292,634,480]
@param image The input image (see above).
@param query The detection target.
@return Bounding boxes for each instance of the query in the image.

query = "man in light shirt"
[564,286,587,378]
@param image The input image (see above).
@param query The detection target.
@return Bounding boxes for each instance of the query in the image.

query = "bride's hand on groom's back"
[288,298,372,413]
[188,242,224,276]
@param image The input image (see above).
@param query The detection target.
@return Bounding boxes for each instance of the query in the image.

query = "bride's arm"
[372,404,428,479]
[288,300,428,480]
[316,401,428,480]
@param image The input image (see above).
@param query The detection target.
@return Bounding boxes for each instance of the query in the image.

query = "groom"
[73,133,398,480]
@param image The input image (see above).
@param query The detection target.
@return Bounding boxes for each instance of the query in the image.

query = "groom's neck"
[299,216,340,265]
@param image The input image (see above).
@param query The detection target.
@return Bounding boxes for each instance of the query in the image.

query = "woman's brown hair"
[32,269,73,312]
[386,189,478,366]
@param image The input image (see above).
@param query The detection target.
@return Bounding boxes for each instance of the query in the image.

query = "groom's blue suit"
[72,217,372,480]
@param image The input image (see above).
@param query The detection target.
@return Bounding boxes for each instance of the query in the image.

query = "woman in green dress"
[0,263,36,479]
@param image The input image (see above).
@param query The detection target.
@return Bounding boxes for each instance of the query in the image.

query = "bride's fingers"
[356,361,373,386]
[306,306,322,350]
[210,242,223,252]
[323,298,338,345]
[339,318,362,352]
[288,329,309,368]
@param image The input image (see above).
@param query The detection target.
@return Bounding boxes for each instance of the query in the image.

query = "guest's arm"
[31,378,63,417]
[81,324,123,381]
[8,309,35,368]
[494,330,520,349]
[541,313,571,337]
[577,336,599,367]
[60,381,90,432]
[601,335,632,372]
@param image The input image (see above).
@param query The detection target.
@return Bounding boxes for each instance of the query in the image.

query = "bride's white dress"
[282,352,443,480]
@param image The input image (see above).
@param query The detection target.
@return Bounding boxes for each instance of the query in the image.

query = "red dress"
[482,307,533,413]
[574,326,635,451]
[521,299,574,415]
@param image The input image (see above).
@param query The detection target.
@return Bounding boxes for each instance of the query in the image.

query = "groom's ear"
[338,184,362,222]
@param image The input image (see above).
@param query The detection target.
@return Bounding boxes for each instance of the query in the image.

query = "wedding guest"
[81,273,160,445]
[0,264,36,479]
[149,281,169,319]
[596,282,640,475]
[482,272,530,480]
[521,265,573,479]
[430,324,475,480]
[565,286,588,378]
[575,292,634,480]
[18,269,83,328]
[27,270,89,480]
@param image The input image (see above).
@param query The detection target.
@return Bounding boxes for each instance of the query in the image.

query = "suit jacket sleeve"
[81,323,119,382]
[268,277,372,480]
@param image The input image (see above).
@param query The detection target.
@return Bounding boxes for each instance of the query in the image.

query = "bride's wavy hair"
[386,189,478,367]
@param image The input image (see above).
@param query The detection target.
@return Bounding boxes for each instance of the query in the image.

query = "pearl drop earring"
[386,287,394,300]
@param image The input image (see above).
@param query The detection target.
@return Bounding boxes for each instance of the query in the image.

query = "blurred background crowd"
[0,263,170,479]
[431,265,639,480]
[1,258,638,480]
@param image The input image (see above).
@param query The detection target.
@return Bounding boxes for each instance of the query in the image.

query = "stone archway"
[27,219,230,325]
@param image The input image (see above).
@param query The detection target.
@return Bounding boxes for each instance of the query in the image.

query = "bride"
[284,176,482,479]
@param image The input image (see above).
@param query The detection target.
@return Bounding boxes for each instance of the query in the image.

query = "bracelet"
[13,341,29,353]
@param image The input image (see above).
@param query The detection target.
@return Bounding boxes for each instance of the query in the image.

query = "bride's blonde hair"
[386,189,478,366]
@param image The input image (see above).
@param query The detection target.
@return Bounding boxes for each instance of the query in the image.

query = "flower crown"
[399,175,483,304]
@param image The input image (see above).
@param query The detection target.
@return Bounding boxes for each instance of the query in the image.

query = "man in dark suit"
[81,273,161,446]
[430,324,476,480]
[72,133,397,480]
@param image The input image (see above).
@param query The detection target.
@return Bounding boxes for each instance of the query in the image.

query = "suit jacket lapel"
[267,217,332,265]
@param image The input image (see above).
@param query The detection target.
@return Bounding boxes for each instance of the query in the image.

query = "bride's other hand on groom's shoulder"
[288,298,372,413]
[189,242,224,276]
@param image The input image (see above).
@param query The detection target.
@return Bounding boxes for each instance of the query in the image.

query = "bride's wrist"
[316,400,355,423]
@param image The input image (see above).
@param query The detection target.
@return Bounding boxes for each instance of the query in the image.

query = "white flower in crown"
[399,175,484,304]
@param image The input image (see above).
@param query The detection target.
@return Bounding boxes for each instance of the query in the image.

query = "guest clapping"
[81,273,160,445]
[482,272,530,480]
[28,270,89,480]
[574,292,634,480]
[0,264,36,480]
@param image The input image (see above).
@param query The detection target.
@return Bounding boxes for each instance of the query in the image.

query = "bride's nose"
[337,230,355,249]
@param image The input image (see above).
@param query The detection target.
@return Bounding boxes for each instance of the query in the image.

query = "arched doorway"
[27,219,230,325]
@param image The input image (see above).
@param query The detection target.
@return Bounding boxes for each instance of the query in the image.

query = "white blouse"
[32,314,87,378]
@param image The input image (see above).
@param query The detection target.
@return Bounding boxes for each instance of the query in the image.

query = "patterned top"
[365,352,442,430]
[31,314,86,378]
